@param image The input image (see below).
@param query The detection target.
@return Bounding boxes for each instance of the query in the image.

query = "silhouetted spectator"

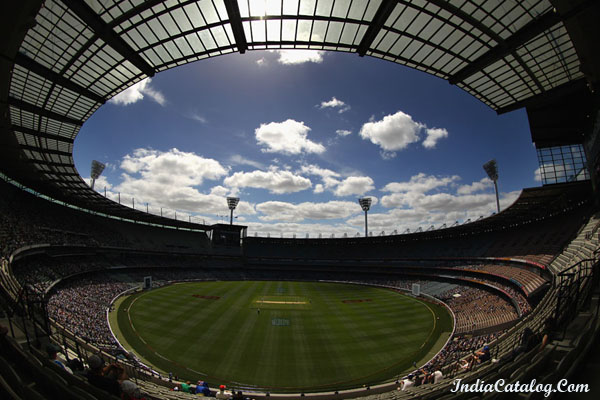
[86,354,121,397]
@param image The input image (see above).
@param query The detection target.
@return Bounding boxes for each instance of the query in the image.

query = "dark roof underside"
[1,0,598,228]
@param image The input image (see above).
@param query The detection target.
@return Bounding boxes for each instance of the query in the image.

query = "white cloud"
[299,164,374,197]
[274,50,325,65]
[229,154,265,170]
[374,173,521,232]
[423,128,449,149]
[534,163,584,184]
[101,162,116,173]
[100,184,255,222]
[95,148,262,218]
[359,111,423,152]
[186,111,207,123]
[299,164,340,180]
[120,148,228,185]
[256,200,361,222]
[86,175,112,190]
[223,167,312,194]
[109,78,165,106]
[334,176,375,197]
[256,57,267,66]
[345,208,431,233]
[379,192,417,208]
[380,151,397,160]
[255,119,325,155]
[359,111,449,156]
[457,177,493,195]
[535,164,563,183]
[396,192,498,213]
[382,173,460,194]
[382,186,471,210]
[336,129,352,137]
[319,97,350,113]
[353,190,521,234]
[534,167,542,182]
[209,185,232,197]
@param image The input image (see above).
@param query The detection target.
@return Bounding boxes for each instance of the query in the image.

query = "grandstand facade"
[1,1,600,399]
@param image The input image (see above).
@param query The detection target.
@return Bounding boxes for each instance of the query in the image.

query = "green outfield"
[111,281,452,392]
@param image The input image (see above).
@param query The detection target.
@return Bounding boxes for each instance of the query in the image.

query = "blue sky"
[74,49,541,237]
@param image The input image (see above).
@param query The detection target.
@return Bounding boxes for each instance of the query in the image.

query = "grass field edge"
[112,281,453,393]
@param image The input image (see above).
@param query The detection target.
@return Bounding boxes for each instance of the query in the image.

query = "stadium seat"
[21,386,46,400]
[0,356,24,399]
[69,385,100,400]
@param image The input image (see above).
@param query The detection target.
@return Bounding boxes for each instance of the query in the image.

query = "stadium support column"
[483,159,500,213]
[227,197,240,225]
[358,197,372,237]
[493,179,500,213]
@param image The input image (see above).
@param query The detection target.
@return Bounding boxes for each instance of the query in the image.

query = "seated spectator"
[86,354,121,397]
[195,381,204,395]
[233,390,244,400]
[66,358,85,376]
[398,374,415,391]
[181,380,191,393]
[540,317,556,351]
[196,381,211,396]
[520,328,537,350]
[46,343,72,374]
[507,327,539,361]
[458,358,470,371]
[201,381,212,396]
[216,384,230,399]
[103,363,125,382]
[432,370,443,384]
[475,345,491,363]
[414,369,426,386]
[121,380,146,400]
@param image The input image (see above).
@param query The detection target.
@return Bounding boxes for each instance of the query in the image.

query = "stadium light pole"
[358,197,372,238]
[227,197,240,225]
[90,160,105,190]
[483,159,500,213]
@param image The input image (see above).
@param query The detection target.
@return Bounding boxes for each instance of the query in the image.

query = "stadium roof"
[1,0,598,229]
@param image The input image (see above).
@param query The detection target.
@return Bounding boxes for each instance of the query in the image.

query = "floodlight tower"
[90,160,106,190]
[227,197,240,225]
[358,197,372,238]
[483,159,500,213]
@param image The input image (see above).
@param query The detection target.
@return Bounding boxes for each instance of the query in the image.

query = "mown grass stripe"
[114,281,451,392]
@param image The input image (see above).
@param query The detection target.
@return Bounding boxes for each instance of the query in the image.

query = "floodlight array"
[227,197,240,210]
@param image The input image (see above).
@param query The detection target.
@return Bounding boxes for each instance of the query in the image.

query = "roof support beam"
[8,97,84,126]
[14,53,106,104]
[357,0,397,56]
[20,144,73,157]
[59,0,155,77]
[28,159,73,168]
[449,10,562,85]
[45,177,81,183]
[495,78,588,115]
[109,0,165,28]
[44,171,80,177]
[223,0,248,54]
[449,0,596,85]
[424,0,502,44]
[12,125,75,144]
